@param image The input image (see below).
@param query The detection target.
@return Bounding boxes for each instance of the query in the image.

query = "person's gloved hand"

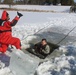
[17,12,23,18]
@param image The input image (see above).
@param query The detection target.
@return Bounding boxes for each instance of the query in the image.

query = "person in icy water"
[33,39,51,57]
[0,10,23,53]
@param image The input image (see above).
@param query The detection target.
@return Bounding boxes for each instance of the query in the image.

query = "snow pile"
[36,45,76,75]
[0,67,11,75]
[0,49,39,75]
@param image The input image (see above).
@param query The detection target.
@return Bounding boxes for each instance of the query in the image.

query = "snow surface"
[0,5,70,13]
[0,5,76,75]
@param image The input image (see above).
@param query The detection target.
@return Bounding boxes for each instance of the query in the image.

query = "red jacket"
[0,10,19,43]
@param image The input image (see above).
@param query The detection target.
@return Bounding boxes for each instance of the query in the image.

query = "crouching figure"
[0,10,23,53]
[34,39,51,57]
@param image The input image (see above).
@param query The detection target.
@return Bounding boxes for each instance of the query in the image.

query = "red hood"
[1,10,8,20]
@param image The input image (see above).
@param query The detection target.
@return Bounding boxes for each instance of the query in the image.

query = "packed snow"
[0,5,76,75]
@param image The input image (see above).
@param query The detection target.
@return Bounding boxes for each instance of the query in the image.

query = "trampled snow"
[0,5,76,75]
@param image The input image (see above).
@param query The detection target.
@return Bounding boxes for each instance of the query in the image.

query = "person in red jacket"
[0,10,23,53]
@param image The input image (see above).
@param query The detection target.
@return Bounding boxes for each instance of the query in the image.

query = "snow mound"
[35,45,76,75]
[0,49,39,75]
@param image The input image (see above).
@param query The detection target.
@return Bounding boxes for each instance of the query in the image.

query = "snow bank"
[36,45,76,75]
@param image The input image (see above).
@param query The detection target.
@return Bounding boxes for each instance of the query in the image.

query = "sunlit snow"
[0,5,76,75]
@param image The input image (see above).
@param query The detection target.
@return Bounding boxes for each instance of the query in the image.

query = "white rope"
[57,26,76,45]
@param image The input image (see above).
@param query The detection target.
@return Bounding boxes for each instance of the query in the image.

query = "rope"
[57,26,76,45]
[22,25,50,40]
[22,23,76,45]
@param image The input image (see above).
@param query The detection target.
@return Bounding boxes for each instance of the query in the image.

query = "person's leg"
[8,37,21,49]
[0,44,8,53]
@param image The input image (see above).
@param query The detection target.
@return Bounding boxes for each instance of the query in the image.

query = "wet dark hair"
[42,38,47,42]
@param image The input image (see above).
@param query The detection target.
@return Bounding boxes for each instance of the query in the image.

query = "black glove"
[17,12,23,18]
